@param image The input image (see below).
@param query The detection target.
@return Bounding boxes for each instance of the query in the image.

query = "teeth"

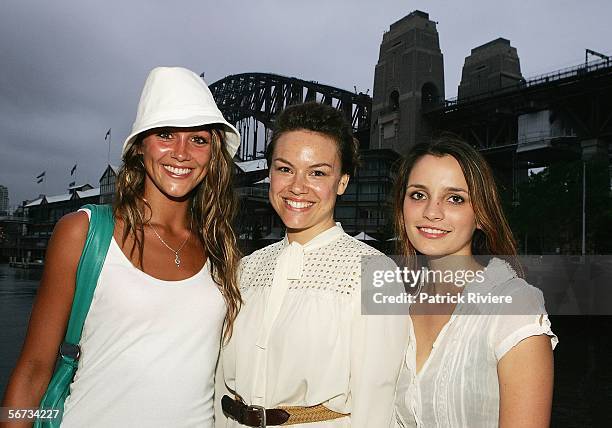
[420,227,448,235]
[164,165,192,175]
[285,199,313,209]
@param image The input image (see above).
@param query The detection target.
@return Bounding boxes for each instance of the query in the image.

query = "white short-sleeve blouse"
[393,258,558,428]
[215,225,410,428]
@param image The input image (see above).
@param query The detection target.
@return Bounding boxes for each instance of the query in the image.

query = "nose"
[423,199,444,221]
[171,135,191,161]
[289,172,308,195]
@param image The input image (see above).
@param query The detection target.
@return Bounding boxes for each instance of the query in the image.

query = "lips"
[417,225,450,238]
[163,165,193,176]
[283,198,314,209]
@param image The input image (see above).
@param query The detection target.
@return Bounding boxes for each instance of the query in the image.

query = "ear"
[337,174,350,196]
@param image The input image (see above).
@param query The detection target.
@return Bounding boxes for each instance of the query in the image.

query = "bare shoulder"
[40,210,91,297]
[51,210,90,243]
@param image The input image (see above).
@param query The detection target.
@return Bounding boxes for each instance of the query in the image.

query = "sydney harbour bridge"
[210,61,612,168]
[209,73,372,161]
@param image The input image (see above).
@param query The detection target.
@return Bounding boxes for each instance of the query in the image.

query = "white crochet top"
[216,224,410,428]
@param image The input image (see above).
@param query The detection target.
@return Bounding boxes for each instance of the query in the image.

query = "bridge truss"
[209,73,372,161]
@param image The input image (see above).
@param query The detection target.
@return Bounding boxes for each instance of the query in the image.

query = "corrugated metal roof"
[24,197,44,207]
[46,193,72,203]
[77,188,100,198]
[235,159,268,173]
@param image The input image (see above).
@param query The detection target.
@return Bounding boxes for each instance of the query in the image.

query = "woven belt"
[221,395,349,427]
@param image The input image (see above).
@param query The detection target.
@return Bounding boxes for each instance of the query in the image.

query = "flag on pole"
[105,128,111,140]
[36,171,46,179]
[70,164,77,176]
[37,178,44,184]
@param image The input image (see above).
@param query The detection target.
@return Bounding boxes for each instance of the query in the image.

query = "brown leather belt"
[221,395,288,426]
[221,395,348,427]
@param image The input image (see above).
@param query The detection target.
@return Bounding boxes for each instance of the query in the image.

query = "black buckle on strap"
[246,404,266,428]
[59,342,81,360]
[222,395,270,427]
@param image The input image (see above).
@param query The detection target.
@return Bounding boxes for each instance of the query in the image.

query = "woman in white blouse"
[215,102,409,427]
[392,135,557,427]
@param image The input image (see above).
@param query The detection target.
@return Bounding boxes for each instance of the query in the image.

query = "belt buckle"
[247,404,266,428]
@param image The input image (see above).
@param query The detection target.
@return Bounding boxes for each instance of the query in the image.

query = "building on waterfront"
[17,165,120,260]
[0,185,8,215]
[20,184,100,261]
[100,165,119,205]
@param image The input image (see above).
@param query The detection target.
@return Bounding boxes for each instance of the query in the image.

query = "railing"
[437,57,612,111]
[236,187,269,199]
[336,218,384,227]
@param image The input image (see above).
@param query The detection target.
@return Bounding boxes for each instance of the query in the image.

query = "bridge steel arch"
[209,72,372,161]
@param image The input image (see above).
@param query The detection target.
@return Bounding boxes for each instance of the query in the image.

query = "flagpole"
[107,129,111,166]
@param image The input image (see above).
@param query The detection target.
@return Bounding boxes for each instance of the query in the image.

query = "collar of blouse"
[279,223,344,280]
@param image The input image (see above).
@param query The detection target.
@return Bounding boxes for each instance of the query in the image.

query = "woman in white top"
[392,135,557,427]
[215,102,409,427]
[3,67,242,427]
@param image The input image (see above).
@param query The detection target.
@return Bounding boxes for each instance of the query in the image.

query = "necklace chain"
[147,219,192,268]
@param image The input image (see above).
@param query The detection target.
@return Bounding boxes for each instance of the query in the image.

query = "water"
[0,264,610,425]
[0,264,41,394]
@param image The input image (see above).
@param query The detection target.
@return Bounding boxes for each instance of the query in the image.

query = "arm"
[214,256,247,428]
[498,334,554,428]
[213,349,229,428]
[350,262,410,428]
[1,212,89,427]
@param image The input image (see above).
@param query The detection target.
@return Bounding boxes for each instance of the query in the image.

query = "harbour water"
[0,263,610,425]
[0,264,40,393]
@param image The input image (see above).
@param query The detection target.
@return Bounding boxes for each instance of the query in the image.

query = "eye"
[157,131,172,140]
[277,166,291,173]
[311,170,326,177]
[191,135,210,145]
[448,194,465,204]
[409,191,427,201]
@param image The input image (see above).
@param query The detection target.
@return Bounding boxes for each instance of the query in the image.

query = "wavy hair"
[393,134,523,276]
[113,127,242,341]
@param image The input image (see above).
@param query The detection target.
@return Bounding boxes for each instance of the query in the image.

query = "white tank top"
[61,210,226,428]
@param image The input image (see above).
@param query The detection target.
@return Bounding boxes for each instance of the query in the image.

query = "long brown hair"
[113,127,242,341]
[393,134,523,276]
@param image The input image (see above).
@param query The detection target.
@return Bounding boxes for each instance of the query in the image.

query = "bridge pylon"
[370,10,445,153]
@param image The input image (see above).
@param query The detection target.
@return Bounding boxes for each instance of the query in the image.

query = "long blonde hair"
[113,127,242,341]
[393,134,523,276]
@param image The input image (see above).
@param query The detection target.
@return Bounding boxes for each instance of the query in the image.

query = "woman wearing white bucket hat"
[3,67,242,428]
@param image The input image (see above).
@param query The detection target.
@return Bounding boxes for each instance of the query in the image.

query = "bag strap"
[63,204,115,348]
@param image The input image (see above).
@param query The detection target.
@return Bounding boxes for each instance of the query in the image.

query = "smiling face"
[269,130,349,244]
[139,126,213,201]
[403,154,478,257]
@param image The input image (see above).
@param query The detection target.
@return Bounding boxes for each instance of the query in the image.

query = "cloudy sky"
[1,0,610,207]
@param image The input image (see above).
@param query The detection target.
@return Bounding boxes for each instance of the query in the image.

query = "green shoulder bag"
[34,204,114,428]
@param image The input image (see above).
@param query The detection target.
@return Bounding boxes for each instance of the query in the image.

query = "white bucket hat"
[122,67,240,157]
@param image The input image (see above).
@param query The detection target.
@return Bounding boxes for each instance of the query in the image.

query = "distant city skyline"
[0,185,8,214]
[1,0,611,205]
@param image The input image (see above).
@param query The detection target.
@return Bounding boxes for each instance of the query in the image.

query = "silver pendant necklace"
[147,219,192,268]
